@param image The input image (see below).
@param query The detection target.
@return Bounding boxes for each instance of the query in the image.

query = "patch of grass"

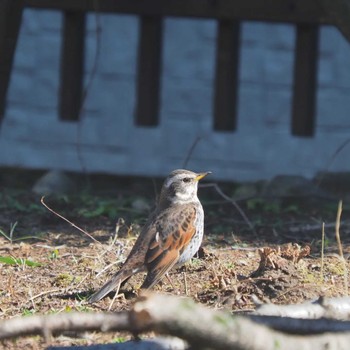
[77,198,120,219]
[113,337,127,343]
[21,308,36,316]
[246,198,281,213]
[74,304,92,312]
[326,262,346,277]
[188,258,202,268]
[45,193,149,223]
[224,262,236,270]
[54,273,74,287]
[0,256,42,267]
[283,204,300,214]
[300,270,321,285]
[0,192,44,214]
[0,223,45,243]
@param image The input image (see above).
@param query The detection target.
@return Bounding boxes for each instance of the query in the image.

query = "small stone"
[32,170,75,196]
[131,198,150,212]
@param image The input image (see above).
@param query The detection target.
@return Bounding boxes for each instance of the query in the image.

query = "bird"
[88,169,210,303]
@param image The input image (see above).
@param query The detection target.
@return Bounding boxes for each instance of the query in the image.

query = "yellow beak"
[195,172,211,181]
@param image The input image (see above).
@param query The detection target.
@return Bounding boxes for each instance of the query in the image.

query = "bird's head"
[159,169,211,206]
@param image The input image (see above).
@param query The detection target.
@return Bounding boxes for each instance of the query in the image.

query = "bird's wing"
[142,205,197,288]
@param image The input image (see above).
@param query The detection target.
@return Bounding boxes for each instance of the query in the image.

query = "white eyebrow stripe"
[164,174,183,188]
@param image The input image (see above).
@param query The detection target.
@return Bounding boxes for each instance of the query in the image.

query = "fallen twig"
[41,196,101,245]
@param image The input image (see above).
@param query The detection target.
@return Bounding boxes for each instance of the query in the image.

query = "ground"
[1,169,350,349]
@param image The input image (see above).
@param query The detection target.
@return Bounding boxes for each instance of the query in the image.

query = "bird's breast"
[176,205,204,265]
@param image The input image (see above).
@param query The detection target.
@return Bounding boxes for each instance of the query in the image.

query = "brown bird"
[88,169,210,303]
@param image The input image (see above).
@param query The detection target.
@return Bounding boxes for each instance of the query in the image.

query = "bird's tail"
[88,269,132,303]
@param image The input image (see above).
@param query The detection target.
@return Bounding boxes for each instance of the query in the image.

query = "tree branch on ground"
[3,294,350,349]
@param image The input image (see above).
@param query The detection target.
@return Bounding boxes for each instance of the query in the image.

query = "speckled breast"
[176,203,204,265]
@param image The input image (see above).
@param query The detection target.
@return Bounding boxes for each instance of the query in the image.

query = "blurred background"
[1,3,350,181]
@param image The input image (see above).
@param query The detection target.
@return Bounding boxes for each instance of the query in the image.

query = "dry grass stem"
[335,200,348,296]
[108,283,122,311]
[321,222,325,282]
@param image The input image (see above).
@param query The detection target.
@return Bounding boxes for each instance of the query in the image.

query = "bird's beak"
[195,171,211,181]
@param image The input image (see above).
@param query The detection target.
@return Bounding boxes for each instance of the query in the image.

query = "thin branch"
[40,196,101,245]
[0,311,131,340]
[201,183,256,235]
[76,0,102,178]
[317,138,350,187]
[182,136,202,169]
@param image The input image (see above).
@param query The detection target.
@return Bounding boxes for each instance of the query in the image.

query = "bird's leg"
[182,271,189,295]
[165,273,176,291]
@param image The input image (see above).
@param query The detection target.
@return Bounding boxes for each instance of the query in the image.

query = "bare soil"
[1,169,350,349]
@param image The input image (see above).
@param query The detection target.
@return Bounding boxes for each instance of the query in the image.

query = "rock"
[314,172,350,196]
[32,170,75,196]
[261,175,329,198]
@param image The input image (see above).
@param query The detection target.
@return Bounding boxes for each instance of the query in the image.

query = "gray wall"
[1,9,350,181]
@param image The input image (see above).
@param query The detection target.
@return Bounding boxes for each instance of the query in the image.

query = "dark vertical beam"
[59,11,85,121]
[292,24,319,136]
[135,16,162,126]
[0,0,24,123]
[214,20,240,131]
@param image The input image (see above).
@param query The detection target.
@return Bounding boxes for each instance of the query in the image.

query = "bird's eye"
[182,177,191,183]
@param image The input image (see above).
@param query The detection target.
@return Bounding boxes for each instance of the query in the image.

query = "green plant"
[246,198,282,213]
[113,337,127,343]
[22,308,36,316]
[77,199,120,219]
[0,193,45,214]
[49,249,60,260]
[0,256,41,267]
[0,222,18,243]
[283,204,300,214]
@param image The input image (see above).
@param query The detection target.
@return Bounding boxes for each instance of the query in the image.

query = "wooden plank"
[0,0,24,122]
[214,20,240,131]
[59,11,85,121]
[24,0,330,24]
[291,24,319,136]
[135,16,162,126]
